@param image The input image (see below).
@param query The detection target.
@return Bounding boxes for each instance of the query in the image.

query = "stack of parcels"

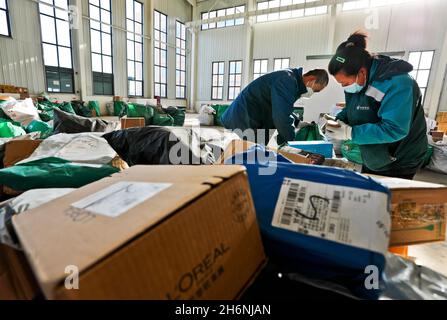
[222,144,447,299]
[0,133,126,196]
[1,165,266,300]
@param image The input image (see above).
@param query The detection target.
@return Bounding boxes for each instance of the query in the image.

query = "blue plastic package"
[225,145,391,299]
[288,141,334,158]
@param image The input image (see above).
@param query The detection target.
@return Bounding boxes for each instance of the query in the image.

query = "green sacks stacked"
[165,106,186,127]
[71,100,93,118]
[36,103,55,122]
[211,104,230,127]
[127,103,155,125]
[124,103,183,127]
[113,101,127,117]
[152,111,174,127]
[59,102,76,114]
[0,100,28,138]
[0,121,26,138]
[37,98,76,122]
[88,101,101,117]
[25,120,53,139]
[0,157,119,191]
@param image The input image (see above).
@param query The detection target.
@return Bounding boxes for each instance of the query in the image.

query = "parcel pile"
[0,109,446,301]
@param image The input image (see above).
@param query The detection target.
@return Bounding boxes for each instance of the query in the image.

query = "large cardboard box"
[3,139,42,168]
[12,165,265,300]
[120,116,145,129]
[369,176,447,247]
[0,244,40,300]
[218,140,312,165]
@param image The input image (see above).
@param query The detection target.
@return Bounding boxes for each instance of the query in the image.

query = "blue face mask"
[344,74,364,94]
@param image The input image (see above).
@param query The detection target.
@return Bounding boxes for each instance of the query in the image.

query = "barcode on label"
[332,191,341,213]
[281,207,293,225]
[329,223,336,234]
[280,182,300,226]
[298,187,306,203]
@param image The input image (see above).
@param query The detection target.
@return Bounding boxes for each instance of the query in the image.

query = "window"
[211,62,224,100]
[154,10,167,98]
[408,50,435,104]
[126,0,143,97]
[201,5,245,30]
[342,0,417,11]
[89,0,114,95]
[257,0,328,23]
[39,0,74,93]
[253,59,268,80]
[0,0,11,37]
[274,58,290,71]
[176,21,186,99]
[228,61,242,100]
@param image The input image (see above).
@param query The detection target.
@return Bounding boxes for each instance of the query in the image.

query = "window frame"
[228,60,242,101]
[154,9,168,98]
[89,0,114,96]
[253,58,269,80]
[408,50,435,105]
[211,61,225,101]
[175,20,187,99]
[273,57,290,71]
[201,5,245,31]
[0,0,11,38]
[126,0,144,97]
[38,0,75,94]
[256,0,328,23]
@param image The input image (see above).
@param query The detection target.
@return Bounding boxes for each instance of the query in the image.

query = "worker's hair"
[304,69,329,87]
[328,31,373,76]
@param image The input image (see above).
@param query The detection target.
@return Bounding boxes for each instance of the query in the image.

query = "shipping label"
[272,178,390,254]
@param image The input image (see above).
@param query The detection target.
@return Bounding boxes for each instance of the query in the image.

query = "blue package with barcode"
[225,144,391,300]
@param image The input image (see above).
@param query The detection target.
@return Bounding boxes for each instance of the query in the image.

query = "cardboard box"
[2,139,42,196]
[3,140,42,168]
[217,140,312,165]
[438,123,447,134]
[369,176,447,247]
[0,244,40,300]
[12,165,266,300]
[120,116,145,129]
[436,112,447,123]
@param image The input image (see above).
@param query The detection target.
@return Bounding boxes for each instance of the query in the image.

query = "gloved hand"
[323,113,337,121]
[325,120,352,141]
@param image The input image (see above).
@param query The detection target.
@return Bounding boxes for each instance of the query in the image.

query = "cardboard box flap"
[368,176,447,190]
[114,165,247,185]
[13,172,217,294]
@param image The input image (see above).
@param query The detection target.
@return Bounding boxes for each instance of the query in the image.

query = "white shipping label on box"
[272,178,390,254]
[71,182,172,218]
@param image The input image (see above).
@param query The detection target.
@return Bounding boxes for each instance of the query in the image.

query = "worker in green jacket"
[326,32,428,180]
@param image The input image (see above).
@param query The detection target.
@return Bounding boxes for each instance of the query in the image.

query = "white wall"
[0,0,47,94]
[195,0,248,109]
[195,0,447,119]
[0,0,192,113]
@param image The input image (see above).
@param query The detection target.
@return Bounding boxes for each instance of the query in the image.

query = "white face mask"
[302,81,315,99]
[344,74,364,94]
